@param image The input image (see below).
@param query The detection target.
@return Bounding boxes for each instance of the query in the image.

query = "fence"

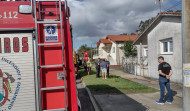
[122,56,148,75]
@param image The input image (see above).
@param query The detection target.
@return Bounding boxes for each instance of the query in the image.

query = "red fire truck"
[0,0,79,111]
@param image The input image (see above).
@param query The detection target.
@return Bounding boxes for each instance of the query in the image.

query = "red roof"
[99,39,112,44]
[97,39,112,48]
[106,35,138,42]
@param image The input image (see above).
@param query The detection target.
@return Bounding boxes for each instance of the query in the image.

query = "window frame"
[160,38,173,55]
[143,47,148,57]
[113,47,115,53]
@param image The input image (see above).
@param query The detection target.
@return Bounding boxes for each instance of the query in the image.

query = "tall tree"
[138,17,154,32]
[124,40,137,57]
[130,33,136,35]
[120,33,128,35]
[167,10,174,12]
[77,44,89,57]
[77,44,96,59]
[176,10,181,12]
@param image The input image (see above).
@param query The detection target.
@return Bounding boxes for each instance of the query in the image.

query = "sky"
[67,0,182,51]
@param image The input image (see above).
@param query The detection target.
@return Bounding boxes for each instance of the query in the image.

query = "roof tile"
[106,35,138,42]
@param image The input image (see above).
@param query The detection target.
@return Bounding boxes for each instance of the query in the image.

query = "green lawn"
[114,68,123,71]
[79,68,158,94]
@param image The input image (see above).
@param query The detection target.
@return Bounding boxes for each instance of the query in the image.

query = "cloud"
[67,0,181,48]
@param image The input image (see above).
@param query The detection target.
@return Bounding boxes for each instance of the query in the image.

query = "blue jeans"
[159,76,172,102]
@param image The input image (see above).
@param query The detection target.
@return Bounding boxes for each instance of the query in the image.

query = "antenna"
[155,0,163,12]
[158,0,163,12]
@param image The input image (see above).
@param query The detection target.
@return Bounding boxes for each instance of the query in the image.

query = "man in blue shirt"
[101,59,108,79]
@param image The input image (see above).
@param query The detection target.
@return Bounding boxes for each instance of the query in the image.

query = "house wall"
[98,41,126,65]
[98,43,109,58]
[148,16,182,83]
[117,43,125,65]
[109,41,117,65]
[136,45,148,76]
[119,47,125,65]
[136,45,148,65]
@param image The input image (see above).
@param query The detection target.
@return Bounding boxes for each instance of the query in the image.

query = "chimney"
[136,30,138,36]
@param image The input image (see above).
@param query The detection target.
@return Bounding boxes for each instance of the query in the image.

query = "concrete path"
[109,69,183,98]
[92,69,183,111]
[76,79,94,111]
[94,92,182,111]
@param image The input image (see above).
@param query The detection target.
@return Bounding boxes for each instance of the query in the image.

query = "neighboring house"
[94,39,112,59]
[134,12,182,83]
[94,31,138,65]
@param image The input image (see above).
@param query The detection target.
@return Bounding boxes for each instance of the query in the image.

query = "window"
[160,39,173,54]
[143,48,148,57]
[113,47,115,53]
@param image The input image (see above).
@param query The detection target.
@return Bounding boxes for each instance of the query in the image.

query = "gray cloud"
[68,0,171,42]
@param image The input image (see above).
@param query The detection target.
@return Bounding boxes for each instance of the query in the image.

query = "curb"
[81,78,102,111]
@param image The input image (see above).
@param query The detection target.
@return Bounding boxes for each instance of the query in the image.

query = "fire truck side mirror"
[18,5,32,14]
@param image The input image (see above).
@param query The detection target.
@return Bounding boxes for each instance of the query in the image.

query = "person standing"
[101,59,108,79]
[156,56,172,105]
[87,59,92,75]
[83,61,87,72]
[95,58,101,78]
[106,59,110,78]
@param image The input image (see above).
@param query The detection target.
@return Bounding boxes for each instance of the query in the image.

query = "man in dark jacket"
[95,58,101,78]
[105,59,110,78]
[156,56,172,105]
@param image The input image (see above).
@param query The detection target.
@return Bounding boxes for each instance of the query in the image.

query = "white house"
[94,39,112,59]
[94,31,138,66]
[134,12,182,83]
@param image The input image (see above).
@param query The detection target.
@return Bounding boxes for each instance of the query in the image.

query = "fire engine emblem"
[0,57,22,110]
[0,69,15,107]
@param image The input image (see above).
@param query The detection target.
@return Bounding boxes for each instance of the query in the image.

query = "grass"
[79,68,158,94]
[114,68,123,71]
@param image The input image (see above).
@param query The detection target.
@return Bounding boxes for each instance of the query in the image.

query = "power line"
[163,1,182,12]
[161,0,182,12]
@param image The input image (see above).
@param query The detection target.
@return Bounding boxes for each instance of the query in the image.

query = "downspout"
[140,41,144,76]
[118,47,120,65]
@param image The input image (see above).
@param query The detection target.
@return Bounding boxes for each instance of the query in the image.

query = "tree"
[167,10,174,12]
[120,32,136,35]
[123,40,137,57]
[176,10,181,12]
[77,44,96,59]
[130,33,136,35]
[77,44,89,57]
[138,17,154,32]
[120,33,128,35]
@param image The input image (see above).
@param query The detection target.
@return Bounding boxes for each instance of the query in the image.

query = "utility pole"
[91,44,92,59]
[182,0,190,111]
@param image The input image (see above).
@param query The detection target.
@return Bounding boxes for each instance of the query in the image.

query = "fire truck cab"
[0,0,78,111]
